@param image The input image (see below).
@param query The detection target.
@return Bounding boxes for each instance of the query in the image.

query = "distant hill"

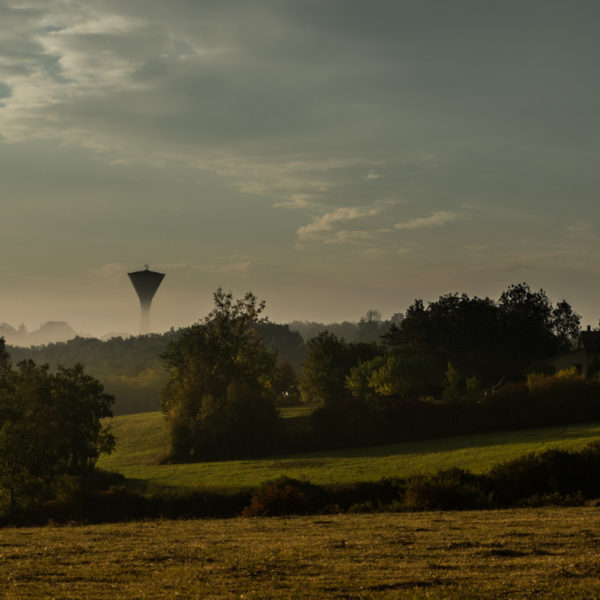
[0,320,77,347]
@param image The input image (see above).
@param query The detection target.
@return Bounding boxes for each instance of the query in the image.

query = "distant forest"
[6,322,306,415]
[289,310,403,345]
[5,312,399,415]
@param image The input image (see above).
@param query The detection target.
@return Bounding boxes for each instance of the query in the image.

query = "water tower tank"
[128,266,165,334]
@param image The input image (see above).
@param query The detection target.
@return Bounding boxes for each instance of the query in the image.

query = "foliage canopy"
[161,289,281,461]
[0,340,114,511]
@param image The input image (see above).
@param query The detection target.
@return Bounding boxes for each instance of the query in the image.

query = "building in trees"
[540,327,600,377]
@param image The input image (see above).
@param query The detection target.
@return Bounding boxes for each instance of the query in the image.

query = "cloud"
[0,0,483,207]
[151,260,253,274]
[93,262,128,278]
[394,210,457,231]
[2,0,600,335]
[360,248,387,259]
[326,230,380,244]
[217,261,253,274]
[297,205,383,241]
[273,194,316,209]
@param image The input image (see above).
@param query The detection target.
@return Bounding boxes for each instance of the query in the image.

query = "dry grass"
[2,506,600,598]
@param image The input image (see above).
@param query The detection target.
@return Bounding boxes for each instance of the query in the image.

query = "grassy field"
[97,411,600,490]
[2,507,600,598]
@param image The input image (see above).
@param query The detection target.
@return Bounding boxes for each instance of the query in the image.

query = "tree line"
[7,321,305,415]
[159,283,596,461]
[302,283,586,448]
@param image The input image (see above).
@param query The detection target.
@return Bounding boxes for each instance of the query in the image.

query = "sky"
[1,0,600,336]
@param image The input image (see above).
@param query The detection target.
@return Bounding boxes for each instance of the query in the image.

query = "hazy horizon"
[2,1,600,336]
[1,274,597,341]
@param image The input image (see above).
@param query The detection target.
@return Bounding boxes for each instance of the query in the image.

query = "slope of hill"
[98,412,600,491]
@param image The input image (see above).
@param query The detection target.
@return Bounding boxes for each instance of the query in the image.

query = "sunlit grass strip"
[98,412,600,491]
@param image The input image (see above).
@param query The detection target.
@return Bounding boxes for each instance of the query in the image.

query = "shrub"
[242,476,324,517]
[515,491,585,508]
[347,500,376,513]
[488,443,600,505]
[403,469,490,511]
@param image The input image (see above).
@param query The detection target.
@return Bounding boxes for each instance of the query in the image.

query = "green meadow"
[98,410,600,490]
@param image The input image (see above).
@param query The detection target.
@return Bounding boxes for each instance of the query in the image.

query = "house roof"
[579,330,600,353]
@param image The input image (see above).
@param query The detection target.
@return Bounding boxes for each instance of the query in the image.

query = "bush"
[515,491,585,508]
[242,476,324,517]
[525,369,600,424]
[488,443,600,505]
[403,469,490,511]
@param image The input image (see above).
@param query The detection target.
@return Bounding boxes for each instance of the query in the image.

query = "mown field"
[2,507,600,599]
[97,411,600,490]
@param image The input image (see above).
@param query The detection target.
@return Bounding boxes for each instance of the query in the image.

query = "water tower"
[128,266,165,334]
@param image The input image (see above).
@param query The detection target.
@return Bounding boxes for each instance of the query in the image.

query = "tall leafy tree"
[552,299,581,352]
[299,333,382,447]
[383,283,580,389]
[0,340,114,511]
[497,283,578,375]
[161,289,281,461]
[298,332,380,406]
[356,309,384,343]
[383,294,502,389]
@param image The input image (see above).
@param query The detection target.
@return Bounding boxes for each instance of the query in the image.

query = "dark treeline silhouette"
[304,283,588,451]
[7,333,176,415]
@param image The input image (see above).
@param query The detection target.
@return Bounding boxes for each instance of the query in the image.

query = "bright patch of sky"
[1,0,599,335]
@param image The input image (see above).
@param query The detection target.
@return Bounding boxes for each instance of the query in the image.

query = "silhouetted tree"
[298,333,380,406]
[0,340,114,511]
[357,309,384,343]
[382,283,578,389]
[383,293,502,389]
[161,289,281,461]
[552,299,581,352]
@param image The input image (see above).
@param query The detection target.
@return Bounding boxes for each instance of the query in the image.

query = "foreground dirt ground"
[1,507,600,599]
